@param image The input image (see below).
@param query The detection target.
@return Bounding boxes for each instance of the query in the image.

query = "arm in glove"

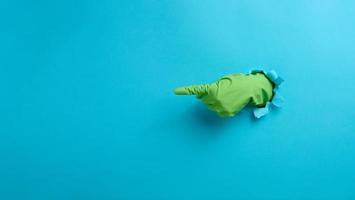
[174,72,275,118]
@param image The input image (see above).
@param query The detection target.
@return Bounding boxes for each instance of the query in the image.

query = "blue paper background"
[1,0,355,199]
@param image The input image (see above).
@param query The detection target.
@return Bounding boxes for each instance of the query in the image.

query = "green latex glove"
[174,73,274,117]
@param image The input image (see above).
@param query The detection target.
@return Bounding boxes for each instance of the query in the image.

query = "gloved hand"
[174,72,274,117]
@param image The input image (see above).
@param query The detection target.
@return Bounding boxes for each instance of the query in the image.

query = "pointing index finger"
[174,84,210,95]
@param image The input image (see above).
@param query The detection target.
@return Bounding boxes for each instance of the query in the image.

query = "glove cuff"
[250,69,284,119]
